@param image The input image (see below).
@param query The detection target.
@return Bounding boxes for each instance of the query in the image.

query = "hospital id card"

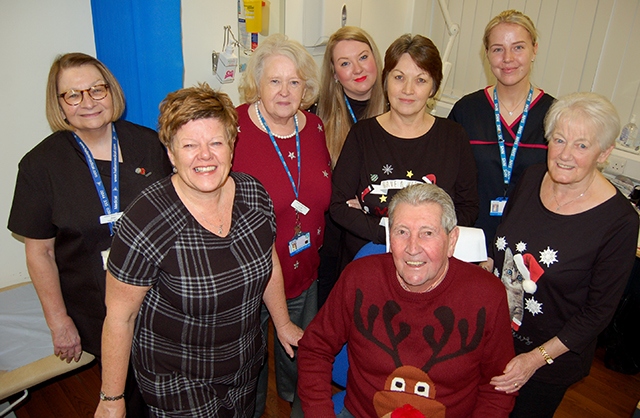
[288,232,311,256]
[490,198,507,216]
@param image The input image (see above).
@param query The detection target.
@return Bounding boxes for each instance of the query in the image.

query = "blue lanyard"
[493,85,533,190]
[256,106,301,199]
[344,94,357,124]
[73,124,120,235]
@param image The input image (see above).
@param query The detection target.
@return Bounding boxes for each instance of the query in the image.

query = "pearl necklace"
[255,102,297,139]
[552,175,595,211]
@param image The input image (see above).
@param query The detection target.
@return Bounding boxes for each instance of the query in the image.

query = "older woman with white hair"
[486,92,638,418]
[233,33,332,416]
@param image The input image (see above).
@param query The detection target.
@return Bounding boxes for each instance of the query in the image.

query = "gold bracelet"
[100,391,125,401]
[538,345,554,365]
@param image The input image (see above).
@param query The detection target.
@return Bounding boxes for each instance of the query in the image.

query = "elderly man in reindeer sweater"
[297,183,515,418]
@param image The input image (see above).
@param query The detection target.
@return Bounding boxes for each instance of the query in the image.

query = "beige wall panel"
[579,0,613,93]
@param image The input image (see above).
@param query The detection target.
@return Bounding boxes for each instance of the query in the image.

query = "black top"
[346,96,369,121]
[8,120,172,356]
[110,172,275,379]
[448,88,554,246]
[491,164,638,385]
[331,117,478,268]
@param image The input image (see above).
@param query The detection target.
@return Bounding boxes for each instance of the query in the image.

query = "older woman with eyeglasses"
[8,52,172,415]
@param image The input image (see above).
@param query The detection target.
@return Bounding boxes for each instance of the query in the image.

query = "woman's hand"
[51,314,83,363]
[490,349,545,393]
[263,247,304,358]
[94,399,126,418]
[275,320,304,358]
[25,237,83,363]
[479,257,494,273]
[346,197,363,211]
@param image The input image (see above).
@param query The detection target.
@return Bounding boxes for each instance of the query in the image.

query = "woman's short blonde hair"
[483,10,538,51]
[238,33,319,109]
[544,92,620,152]
[46,53,125,132]
[158,83,238,152]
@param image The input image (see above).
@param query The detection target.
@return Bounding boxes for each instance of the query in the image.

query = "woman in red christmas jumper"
[233,33,332,417]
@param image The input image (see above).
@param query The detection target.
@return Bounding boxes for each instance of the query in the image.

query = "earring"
[173,167,178,174]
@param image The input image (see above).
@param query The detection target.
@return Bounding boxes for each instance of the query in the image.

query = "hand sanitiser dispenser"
[213,26,239,84]
[216,45,238,84]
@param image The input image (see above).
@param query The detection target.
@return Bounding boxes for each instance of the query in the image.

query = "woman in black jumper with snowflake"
[329,34,478,270]
[486,92,638,418]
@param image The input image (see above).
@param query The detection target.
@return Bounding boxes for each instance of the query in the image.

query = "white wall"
[182,0,242,103]
[0,0,95,287]
[182,0,285,104]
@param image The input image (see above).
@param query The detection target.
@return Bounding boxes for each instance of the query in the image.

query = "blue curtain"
[90,0,183,130]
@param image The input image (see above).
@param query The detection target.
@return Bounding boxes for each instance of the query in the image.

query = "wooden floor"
[5,331,639,417]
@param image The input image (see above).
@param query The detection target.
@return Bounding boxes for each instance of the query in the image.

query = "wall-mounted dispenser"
[285,0,363,48]
[212,26,239,84]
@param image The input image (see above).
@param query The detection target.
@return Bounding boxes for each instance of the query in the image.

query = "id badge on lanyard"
[491,86,533,216]
[256,105,312,257]
[74,125,122,269]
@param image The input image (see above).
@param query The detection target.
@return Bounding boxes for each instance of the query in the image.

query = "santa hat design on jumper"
[513,253,544,294]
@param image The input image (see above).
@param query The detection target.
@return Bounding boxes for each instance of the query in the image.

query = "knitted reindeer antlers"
[354,289,485,372]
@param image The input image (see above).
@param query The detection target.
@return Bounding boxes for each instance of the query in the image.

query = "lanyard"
[73,124,120,235]
[344,94,357,124]
[256,106,301,199]
[493,85,533,191]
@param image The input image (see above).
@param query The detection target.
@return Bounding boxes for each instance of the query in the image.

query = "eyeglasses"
[58,84,110,106]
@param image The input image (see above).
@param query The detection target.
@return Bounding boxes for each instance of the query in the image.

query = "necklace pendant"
[508,111,513,116]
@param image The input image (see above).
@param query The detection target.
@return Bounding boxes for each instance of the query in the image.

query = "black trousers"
[510,379,568,418]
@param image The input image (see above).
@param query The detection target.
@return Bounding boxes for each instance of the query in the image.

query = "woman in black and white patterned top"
[95,84,302,418]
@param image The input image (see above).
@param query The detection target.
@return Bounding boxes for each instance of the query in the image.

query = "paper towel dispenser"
[292,0,363,47]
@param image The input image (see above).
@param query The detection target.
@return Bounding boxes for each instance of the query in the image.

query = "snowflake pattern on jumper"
[495,236,508,251]
[539,246,558,267]
[525,297,543,315]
